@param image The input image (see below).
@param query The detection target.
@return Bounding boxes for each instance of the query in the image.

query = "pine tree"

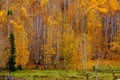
[7,32,16,72]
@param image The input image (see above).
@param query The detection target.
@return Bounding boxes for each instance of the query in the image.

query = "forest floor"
[0,66,120,80]
[0,57,120,80]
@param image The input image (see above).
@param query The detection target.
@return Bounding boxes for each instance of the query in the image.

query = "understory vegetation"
[0,65,120,80]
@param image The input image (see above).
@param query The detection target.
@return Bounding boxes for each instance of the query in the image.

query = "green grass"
[0,66,120,80]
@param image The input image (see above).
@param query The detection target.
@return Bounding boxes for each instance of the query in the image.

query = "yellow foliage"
[52,21,58,26]
[47,16,58,27]
[21,7,27,14]
[10,19,29,67]
[109,0,119,11]
[0,12,3,17]
[88,0,98,6]
[99,0,107,7]
[20,7,28,20]
[17,17,23,25]
[91,0,97,4]
[0,10,6,17]
[47,16,52,24]
[10,20,17,27]
[98,8,108,14]
[0,10,7,23]
[41,0,49,7]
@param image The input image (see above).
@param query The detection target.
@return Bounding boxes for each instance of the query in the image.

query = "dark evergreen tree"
[7,10,12,16]
[6,32,16,72]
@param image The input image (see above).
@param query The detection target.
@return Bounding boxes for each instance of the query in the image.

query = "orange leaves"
[98,8,108,14]
[99,0,107,6]
[88,0,98,6]
[91,0,98,5]
[109,0,119,12]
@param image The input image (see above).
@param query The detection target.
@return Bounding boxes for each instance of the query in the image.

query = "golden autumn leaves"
[99,0,119,14]
[20,7,28,20]
[0,0,120,69]
[10,7,29,67]
[41,0,49,8]
[0,10,7,23]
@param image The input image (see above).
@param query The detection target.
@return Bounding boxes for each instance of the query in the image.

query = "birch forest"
[0,0,120,70]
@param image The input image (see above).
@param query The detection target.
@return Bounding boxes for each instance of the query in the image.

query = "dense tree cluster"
[0,0,120,69]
